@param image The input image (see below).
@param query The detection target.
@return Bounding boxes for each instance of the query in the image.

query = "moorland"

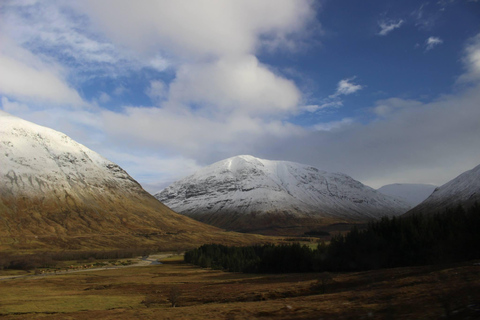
[0,254,479,319]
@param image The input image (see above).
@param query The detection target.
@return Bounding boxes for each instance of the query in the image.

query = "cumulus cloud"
[378,19,404,36]
[425,36,444,51]
[73,0,311,160]
[79,0,314,59]
[0,37,84,106]
[167,56,301,116]
[458,33,480,83]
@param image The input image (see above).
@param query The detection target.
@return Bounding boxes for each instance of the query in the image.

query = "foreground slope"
[156,155,409,233]
[377,183,437,207]
[406,163,480,216]
[0,111,259,251]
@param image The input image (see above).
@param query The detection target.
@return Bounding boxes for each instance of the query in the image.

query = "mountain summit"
[155,155,410,233]
[0,111,244,250]
[406,163,480,216]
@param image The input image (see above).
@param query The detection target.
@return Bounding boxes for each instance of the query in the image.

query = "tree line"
[185,203,480,273]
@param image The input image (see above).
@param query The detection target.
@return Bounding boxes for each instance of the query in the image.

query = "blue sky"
[1,0,480,193]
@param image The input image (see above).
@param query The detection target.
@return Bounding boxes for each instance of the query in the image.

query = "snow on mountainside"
[377,184,437,207]
[406,163,480,216]
[155,155,410,232]
[0,110,137,195]
[0,111,221,250]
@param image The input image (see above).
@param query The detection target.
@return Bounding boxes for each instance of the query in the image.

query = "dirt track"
[0,253,174,281]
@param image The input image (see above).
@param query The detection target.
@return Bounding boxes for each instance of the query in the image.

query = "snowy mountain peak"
[155,155,410,232]
[406,163,480,215]
[0,111,137,197]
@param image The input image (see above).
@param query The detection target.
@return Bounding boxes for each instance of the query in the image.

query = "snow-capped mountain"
[406,163,480,215]
[377,183,437,207]
[0,111,220,250]
[155,155,410,232]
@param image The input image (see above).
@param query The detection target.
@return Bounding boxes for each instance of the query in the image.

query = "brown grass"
[0,256,479,319]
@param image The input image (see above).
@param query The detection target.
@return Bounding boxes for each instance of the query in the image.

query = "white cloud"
[98,92,111,104]
[101,105,304,158]
[0,1,171,80]
[331,77,363,97]
[79,0,314,59]
[113,85,127,96]
[73,0,310,158]
[168,56,301,116]
[149,55,170,72]
[458,33,480,83]
[425,36,443,51]
[378,19,404,36]
[146,80,168,103]
[313,118,354,131]
[301,105,322,113]
[1,97,30,113]
[0,37,84,106]
[300,101,343,113]
[372,98,424,116]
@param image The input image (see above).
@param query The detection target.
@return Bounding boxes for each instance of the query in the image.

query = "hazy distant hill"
[156,155,410,233]
[406,163,480,216]
[377,183,437,207]
[0,111,256,250]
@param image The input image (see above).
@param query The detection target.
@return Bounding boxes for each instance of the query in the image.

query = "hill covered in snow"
[406,163,480,216]
[156,155,410,233]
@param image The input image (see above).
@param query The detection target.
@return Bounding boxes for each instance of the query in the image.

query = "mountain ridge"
[406,163,480,216]
[155,155,410,233]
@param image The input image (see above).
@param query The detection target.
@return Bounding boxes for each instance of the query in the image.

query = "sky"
[1,0,480,194]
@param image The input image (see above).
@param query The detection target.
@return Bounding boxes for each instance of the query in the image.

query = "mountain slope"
[377,183,437,207]
[155,155,410,233]
[406,163,480,216]
[0,111,259,251]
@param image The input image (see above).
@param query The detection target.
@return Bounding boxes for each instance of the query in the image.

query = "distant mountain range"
[0,111,257,250]
[2,111,478,246]
[406,163,480,216]
[377,183,437,207]
[155,155,410,233]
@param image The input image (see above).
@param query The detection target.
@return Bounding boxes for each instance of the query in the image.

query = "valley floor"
[0,256,479,319]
